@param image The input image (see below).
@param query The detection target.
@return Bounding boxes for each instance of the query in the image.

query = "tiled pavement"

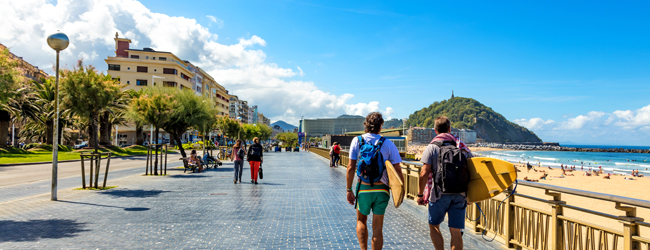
[0,151,499,249]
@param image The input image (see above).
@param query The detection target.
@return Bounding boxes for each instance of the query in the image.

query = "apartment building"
[258,113,271,126]
[0,43,48,82]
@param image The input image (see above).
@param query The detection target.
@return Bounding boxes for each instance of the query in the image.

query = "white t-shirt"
[349,133,402,185]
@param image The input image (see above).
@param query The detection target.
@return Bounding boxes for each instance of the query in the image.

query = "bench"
[182,158,198,173]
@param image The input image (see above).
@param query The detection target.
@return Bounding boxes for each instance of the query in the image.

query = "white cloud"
[514,118,555,130]
[516,105,650,145]
[296,66,305,76]
[206,15,224,28]
[0,0,392,124]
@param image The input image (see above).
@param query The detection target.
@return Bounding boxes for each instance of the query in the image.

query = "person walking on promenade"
[247,137,264,184]
[416,116,472,250]
[346,112,404,250]
[331,142,341,167]
[231,139,245,184]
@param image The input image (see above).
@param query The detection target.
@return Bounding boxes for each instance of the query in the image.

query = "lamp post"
[47,31,69,201]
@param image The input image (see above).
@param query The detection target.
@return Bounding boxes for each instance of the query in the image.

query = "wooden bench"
[181,158,198,173]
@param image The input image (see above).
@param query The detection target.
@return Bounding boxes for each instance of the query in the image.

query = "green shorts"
[356,183,390,215]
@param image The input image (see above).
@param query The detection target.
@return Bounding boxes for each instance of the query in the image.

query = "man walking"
[416,116,472,250]
[346,112,404,250]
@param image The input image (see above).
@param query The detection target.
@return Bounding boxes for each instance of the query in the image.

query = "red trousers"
[250,161,261,181]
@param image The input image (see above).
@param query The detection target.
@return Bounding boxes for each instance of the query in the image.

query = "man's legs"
[356,210,369,250]
[371,214,385,250]
[449,227,463,250]
[429,224,445,250]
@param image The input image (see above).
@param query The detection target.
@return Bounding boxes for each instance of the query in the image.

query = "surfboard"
[467,157,517,203]
[385,160,405,208]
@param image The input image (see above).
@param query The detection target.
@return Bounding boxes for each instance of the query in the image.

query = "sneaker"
[234,179,237,184]
[255,181,258,184]
[251,180,254,183]
[239,180,242,183]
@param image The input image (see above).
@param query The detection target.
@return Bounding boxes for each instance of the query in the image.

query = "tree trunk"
[172,132,187,158]
[99,111,111,146]
[58,120,63,145]
[45,120,54,145]
[0,110,10,148]
[135,123,144,145]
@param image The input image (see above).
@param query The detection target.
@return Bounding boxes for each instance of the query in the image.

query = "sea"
[475,148,650,175]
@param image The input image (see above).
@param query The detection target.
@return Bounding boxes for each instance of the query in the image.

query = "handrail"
[518,181,650,209]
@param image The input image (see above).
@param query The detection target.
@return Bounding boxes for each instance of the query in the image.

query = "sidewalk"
[0,151,493,249]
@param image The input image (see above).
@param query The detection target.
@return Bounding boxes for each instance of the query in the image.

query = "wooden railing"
[309,147,650,250]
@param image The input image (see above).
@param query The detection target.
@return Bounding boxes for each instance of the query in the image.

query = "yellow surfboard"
[385,161,405,208]
[467,157,517,203]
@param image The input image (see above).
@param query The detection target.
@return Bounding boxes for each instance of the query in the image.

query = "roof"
[346,128,405,136]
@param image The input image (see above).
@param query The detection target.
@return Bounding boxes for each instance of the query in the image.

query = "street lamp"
[47,31,69,201]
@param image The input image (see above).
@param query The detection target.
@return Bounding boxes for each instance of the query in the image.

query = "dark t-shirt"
[247,143,263,162]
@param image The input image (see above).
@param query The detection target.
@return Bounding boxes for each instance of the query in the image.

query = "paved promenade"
[0,151,494,249]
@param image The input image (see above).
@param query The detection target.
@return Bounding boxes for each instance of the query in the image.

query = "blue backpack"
[356,136,386,186]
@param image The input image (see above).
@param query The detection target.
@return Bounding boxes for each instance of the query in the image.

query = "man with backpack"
[346,112,404,250]
[416,116,472,250]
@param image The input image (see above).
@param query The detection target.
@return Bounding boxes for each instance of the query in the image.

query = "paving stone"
[0,151,496,249]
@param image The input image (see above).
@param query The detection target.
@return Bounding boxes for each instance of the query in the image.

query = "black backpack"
[237,147,245,159]
[432,140,469,195]
[248,145,262,159]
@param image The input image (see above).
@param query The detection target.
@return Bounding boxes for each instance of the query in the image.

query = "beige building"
[104,33,231,144]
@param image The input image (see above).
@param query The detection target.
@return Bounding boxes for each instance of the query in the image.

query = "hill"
[406,97,542,143]
[271,120,297,131]
[383,118,405,129]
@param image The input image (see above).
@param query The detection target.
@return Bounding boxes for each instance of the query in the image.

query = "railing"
[309,147,650,250]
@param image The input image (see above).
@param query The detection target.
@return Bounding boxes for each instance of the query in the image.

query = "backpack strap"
[357,136,365,146]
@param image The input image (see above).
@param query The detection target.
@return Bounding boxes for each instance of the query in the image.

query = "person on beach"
[346,112,404,250]
[247,137,264,184]
[416,116,472,250]
[231,139,245,184]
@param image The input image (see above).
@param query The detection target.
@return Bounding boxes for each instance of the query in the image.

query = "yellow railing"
[309,147,650,250]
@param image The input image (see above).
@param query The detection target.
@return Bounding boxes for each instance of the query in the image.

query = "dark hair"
[234,140,242,148]
[364,112,384,134]
[334,142,339,145]
[434,116,451,133]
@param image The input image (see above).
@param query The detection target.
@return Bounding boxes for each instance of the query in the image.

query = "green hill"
[406,97,542,143]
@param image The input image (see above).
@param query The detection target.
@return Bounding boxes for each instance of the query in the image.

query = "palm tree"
[125,89,146,145]
[60,60,122,152]
[0,46,26,147]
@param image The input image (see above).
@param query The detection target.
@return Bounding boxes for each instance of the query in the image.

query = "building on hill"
[300,115,365,137]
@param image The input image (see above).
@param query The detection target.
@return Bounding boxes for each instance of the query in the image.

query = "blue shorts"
[428,194,467,229]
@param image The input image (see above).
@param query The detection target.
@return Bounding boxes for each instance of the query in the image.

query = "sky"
[1,0,649,145]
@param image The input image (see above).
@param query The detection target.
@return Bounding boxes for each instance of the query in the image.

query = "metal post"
[11,122,14,147]
[103,153,111,188]
[164,145,167,175]
[51,50,60,201]
[80,156,86,189]
[94,154,101,188]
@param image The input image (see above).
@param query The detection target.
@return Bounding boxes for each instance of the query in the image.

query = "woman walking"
[247,137,264,184]
[231,139,245,184]
[330,142,341,167]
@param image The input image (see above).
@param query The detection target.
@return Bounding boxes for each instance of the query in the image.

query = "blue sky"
[2,0,649,145]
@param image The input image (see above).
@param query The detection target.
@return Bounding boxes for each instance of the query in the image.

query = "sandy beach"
[485,159,650,239]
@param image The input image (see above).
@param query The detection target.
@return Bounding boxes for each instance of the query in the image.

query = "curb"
[0,152,181,167]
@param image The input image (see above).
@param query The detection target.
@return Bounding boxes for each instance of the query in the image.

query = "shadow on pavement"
[58,200,150,212]
[254,182,285,186]
[97,189,170,198]
[213,167,234,172]
[169,174,209,178]
[0,219,88,243]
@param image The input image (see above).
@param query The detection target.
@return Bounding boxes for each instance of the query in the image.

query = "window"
[163,68,176,75]
[152,57,155,60]
[159,57,167,61]
[137,66,148,73]
[196,86,201,92]
[130,55,139,59]
[136,79,147,86]
[180,85,184,90]
[146,56,149,59]
[164,81,177,87]
[181,73,190,81]
[108,64,120,71]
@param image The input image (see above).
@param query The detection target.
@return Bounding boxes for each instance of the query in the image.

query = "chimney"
[114,32,132,58]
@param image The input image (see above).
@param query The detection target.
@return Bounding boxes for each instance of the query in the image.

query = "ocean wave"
[534,156,558,161]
